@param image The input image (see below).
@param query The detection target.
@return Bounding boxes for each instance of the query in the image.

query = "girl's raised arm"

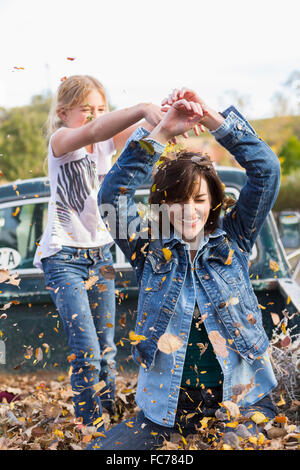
[52,103,163,157]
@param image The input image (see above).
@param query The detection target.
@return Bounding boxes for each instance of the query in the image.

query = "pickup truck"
[0,168,300,372]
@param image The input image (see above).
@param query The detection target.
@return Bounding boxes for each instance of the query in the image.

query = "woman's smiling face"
[167,175,211,243]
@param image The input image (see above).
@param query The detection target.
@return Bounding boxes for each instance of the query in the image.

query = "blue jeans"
[42,244,117,425]
[87,387,277,450]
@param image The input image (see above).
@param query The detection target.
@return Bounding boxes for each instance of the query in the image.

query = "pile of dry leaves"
[0,341,299,452]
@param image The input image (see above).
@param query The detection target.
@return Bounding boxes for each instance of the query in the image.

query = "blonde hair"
[46,75,108,139]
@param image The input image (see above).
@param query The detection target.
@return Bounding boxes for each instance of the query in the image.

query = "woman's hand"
[162,87,225,134]
[161,88,208,136]
[147,99,205,145]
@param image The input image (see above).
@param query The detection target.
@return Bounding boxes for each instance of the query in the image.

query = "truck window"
[0,200,48,270]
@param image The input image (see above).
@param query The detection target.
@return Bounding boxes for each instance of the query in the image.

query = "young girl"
[88,88,281,449]
[33,75,163,428]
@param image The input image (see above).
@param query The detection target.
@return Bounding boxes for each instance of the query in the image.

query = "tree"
[0,95,51,181]
[279,135,300,175]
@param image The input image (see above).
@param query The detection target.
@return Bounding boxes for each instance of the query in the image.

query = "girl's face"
[167,176,211,244]
[61,89,106,128]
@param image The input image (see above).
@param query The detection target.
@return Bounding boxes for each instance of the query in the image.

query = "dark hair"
[149,151,228,235]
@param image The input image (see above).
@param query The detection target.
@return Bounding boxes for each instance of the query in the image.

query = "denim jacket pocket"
[208,258,236,285]
[141,253,176,292]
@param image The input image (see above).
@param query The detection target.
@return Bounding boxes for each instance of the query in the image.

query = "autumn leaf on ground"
[221,401,240,418]
[157,333,183,354]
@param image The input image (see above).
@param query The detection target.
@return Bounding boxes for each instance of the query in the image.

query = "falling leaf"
[0,300,20,311]
[120,187,129,194]
[227,296,239,306]
[84,275,99,290]
[139,140,155,155]
[269,260,280,272]
[157,333,183,354]
[208,330,228,358]
[100,265,116,280]
[67,57,76,61]
[162,247,172,262]
[129,331,146,345]
[0,270,21,287]
[224,248,234,265]
[34,348,43,362]
[60,76,67,82]
[271,312,280,325]
[12,207,20,217]
[276,394,286,406]
[247,313,257,325]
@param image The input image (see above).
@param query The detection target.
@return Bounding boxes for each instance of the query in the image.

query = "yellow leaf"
[225,421,239,428]
[139,140,155,155]
[276,394,286,406]
[258,433,264,445]
[281,323,287,335]
[129,330,147,344]
[181,435,187,446]
[251,411,268,424]
[225,248,234,265]
[162,247,172,262]
[248,436,257,445]
[269,260,280,272]
[222,444,233,450]
[93,416,104,427]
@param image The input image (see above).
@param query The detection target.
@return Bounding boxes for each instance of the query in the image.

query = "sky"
[0,0,300,119]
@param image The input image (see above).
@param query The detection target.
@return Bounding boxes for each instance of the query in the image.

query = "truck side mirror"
[278,211,300,249]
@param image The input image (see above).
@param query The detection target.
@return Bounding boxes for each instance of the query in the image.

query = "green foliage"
[279,135,300,175]
[0,95,51,182]
[273,169,300,212]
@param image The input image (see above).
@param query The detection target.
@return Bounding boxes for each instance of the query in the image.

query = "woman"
[88,89,280,449]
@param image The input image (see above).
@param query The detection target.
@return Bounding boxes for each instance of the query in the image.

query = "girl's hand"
[142,103,164,127]
[148,99,204,145]
[162,88,208,135]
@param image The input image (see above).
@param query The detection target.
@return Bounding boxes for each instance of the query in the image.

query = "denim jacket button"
[203,274,210,280]
[219,302,226,308]
[248,353,254,360]
[237,122,243,131]
[234,329,240,337]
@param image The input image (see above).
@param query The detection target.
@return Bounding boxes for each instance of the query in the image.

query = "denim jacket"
[99,107,281,427]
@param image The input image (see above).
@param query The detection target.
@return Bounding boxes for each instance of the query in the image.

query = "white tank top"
[33,128,115,269]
